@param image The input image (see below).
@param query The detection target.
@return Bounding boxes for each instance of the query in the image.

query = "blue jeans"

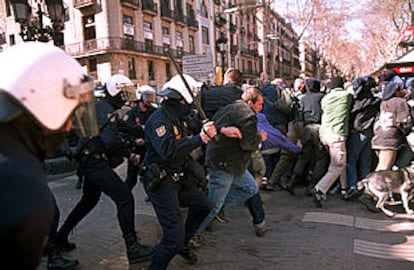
[195,168,265,236]
[346,130,373,188]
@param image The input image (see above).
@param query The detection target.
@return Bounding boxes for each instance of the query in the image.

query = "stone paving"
[37,165,414,270]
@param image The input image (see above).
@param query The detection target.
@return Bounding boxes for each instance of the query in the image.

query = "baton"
[165,48,208,120]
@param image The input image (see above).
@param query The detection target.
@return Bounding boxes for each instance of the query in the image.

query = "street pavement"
[37,163,414,270]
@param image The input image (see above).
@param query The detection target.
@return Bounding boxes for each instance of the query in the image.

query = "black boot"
[124,232,154,264]
[47,246,79,270]
[56,222,77,252]
[178,243,198,264]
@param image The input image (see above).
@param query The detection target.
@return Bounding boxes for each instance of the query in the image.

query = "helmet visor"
[66,76,99,137]
[118,84,137,102]
[72,92,99,137]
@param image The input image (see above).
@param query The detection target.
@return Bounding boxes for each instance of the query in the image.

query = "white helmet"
[106,74,136,101]
[160,74,203,104]
[0,42,98,137]
[136,85,156,102]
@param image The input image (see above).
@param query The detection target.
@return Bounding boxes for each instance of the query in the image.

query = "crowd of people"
[1,42,414,270]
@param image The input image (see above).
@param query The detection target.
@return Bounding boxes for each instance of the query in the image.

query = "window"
[9,34,15,45]
[123,15,134,37]
[88,58,97,73]
[143,21,153,31]
[200,1,208,18]
[176,31,183,47]
[145,39,153,52]
[123,15,133,25]
[162,27,169,35]
[189,35,195,54]
[148,60,155,80]
[202,26,209,45]
[83,15,96,40]
[128,58,137,80]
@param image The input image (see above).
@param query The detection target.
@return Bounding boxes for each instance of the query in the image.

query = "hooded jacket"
[261,83,289,127]
[349,77,380,132]
[302,78,324,125]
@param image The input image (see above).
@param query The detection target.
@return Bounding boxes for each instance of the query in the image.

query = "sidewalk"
[37,165,414,270]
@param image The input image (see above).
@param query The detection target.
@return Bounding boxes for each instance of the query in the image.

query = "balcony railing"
[63,37,187,59]
[230,23,237,34]
[121,0,140,9]
[230,45,238,55]
[74,0,96,8]
[161,7,175,20]
[174,12,186,24]
[214,15,226,27]
[187,17,198,29]
[142,0,158,14]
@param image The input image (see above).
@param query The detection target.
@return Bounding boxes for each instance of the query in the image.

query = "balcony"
[74,0,97,9]
[121,0,140,9]
[63,37,188,59]
[240,26,246,35]
[230,23,237,34]
[214,15,226,27]
[161,7,174,21]
[230,45,238,55]
[142,0,158,15]
[214,0,221,5]
[187,17,198,29]
[174,11,186,25]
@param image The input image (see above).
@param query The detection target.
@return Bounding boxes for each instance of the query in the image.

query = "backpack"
[274,87,294,114]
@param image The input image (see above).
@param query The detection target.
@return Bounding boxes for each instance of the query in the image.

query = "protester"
[311,76,353,207]
[193,86,268,246]
[343,76,380,200]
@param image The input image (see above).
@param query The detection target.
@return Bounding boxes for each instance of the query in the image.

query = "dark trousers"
[126,160,139,190]
[146,178,210,270]
[61,158,135,236]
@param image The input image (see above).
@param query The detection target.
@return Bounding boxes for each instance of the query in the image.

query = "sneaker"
[311,188,323,208]
[358,193,380,213]
[215,209,229,223]
[178,245,198,264]
[344,187,359,200]
[255,222,267,237]
[260,177,268,190]
[189,235,205,248]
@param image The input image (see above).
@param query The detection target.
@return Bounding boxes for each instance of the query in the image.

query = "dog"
[357,164,414,217]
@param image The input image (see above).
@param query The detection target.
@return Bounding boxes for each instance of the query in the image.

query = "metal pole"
[221,51,225,84]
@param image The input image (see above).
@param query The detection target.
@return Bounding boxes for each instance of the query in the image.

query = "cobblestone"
[36,167,414,270]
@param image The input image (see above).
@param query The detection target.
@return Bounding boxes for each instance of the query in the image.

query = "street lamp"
[216,32,227,85]
[10,0,65,46]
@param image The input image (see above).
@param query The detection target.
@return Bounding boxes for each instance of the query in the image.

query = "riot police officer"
[56,74,154,264]
[119,85,157,190]
[0,42,99,269]
[143,74,217,269]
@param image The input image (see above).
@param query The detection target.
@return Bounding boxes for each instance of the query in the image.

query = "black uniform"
[57,96,153,264]
[143,100,211,270]
[119,104,156,190]
[0,124,55,270]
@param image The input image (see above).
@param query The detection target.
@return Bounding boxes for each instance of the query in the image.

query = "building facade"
[0,0,319,88]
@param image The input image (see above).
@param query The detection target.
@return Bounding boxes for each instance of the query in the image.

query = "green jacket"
[319,88,353,137]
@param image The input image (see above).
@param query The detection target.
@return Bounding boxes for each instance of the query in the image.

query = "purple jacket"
[257,113,302,154]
